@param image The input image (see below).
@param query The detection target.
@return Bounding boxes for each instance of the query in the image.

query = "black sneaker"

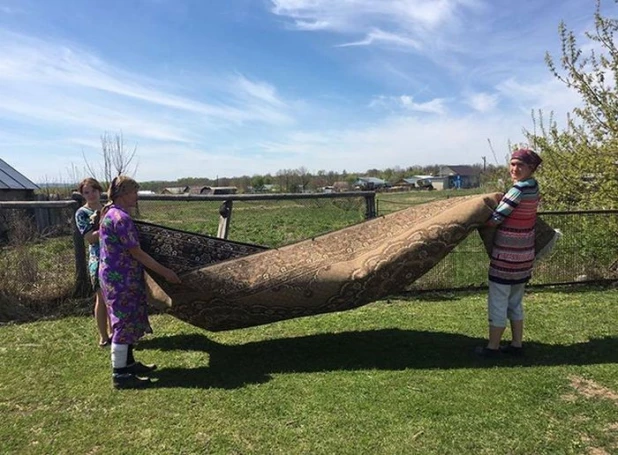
[475,346,502,358]
[500,344,524,356]
[113,373,152,390]
[126,362,158,375]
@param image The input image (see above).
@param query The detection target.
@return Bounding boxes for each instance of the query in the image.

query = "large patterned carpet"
[137,193,557,331]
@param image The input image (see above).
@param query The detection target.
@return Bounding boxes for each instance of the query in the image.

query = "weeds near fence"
[0,210,76,322]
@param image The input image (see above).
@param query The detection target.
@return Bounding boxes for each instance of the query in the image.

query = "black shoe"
[113,373,152,390]
[126,362,157,375]
[475,346,502,358]
[500,344,524,356]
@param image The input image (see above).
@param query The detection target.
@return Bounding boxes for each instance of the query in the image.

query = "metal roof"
[441,165,482,176]
[0,159,39,190]
[356,177,387,184]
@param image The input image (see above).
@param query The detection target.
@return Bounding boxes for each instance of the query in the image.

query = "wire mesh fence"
[0,194,616,320]
[0,201,77,316]
[405,210,618,290]
[135,194,370,248]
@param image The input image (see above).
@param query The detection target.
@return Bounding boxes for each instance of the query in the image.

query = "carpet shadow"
[137,329,618,390]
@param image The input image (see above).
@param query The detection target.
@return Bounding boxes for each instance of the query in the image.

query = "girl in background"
[75,177,111,347]
[99,176,181,389]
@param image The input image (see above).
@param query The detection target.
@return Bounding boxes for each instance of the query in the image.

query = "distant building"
[200,186,238,195]
[260,184,278,193]
[188,186,207,195]
[395,175,445,190]
[0,158,39,201]
[353,177,389,190]
[392,178,418,189]
[161,186,189,194]
[333,181,350,192]
[439,165,481,189]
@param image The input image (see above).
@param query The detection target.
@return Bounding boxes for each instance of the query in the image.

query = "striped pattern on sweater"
[488,178,539,284]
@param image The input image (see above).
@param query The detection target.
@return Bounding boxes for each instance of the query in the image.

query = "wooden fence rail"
[2,191,376,298]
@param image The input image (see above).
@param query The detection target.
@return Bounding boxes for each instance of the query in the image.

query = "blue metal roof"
[0,159,39,190]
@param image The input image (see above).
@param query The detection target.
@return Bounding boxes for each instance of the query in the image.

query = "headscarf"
[511,148,542,169]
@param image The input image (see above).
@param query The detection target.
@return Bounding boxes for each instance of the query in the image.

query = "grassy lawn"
[136,197,368,248]
[1,286,617,454]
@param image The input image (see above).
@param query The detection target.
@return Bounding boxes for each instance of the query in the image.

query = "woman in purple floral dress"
[99,176,181,389]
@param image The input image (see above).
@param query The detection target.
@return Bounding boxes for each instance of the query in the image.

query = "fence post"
[71,193,91,298]
[364,193,377,219]
[34,193,51,234]
[217,200,233,239]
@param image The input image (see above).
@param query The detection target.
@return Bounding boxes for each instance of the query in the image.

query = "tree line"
[136,163,507,194]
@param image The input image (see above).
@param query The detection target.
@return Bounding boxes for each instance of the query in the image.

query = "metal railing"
[1,196,616,304]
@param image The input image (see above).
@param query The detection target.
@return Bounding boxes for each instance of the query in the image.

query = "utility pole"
[481,156,487,172]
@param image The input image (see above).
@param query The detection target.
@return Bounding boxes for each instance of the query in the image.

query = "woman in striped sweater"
[477,148,542,358]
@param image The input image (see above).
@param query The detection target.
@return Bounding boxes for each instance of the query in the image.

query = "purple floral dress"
[99,205,152,344]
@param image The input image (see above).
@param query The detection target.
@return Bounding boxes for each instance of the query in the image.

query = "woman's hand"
[162,268,181,284]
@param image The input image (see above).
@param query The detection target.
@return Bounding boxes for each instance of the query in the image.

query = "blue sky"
[0,0,615,182]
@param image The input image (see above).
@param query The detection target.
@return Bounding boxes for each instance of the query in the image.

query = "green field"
[136,196,369,247]
[1,286,617,454]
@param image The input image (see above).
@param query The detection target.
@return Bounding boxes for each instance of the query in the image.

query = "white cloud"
[293,20,331,31]
[496,77,582,122]
[0,29,296,136]
[270,0,481,50]
[232,74,287,108]
[337,28,420,50]
[370,94,447,115]
[466,92,499,113]
[271,0,479,31]
[252,111,526,172]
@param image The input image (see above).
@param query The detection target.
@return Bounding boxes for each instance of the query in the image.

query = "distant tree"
[296,166,312,192]
[83,131,138,188]
[326,171,338,185]
[526,0,618,208]
[276,169,297,193]
[251,175,265,192]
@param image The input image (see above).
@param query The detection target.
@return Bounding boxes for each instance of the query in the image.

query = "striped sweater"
[488,178,540,284]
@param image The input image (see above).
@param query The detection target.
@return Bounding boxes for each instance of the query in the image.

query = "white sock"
[111,343,129,371]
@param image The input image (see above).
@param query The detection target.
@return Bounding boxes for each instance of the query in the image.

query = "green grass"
[137,198,368,248]
[1,286,617,454]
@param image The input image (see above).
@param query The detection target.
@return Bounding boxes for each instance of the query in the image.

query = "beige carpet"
[139,193,557,331]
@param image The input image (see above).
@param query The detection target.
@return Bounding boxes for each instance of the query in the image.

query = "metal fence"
[407,210,618,290]
[0,195,616,310]
[132,192,376,247]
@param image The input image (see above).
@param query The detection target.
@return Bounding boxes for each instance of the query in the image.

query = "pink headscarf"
[511,148,542,169]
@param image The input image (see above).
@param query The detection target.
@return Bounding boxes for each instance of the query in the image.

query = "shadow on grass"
[137,329,618,390]
[395,283,616,303]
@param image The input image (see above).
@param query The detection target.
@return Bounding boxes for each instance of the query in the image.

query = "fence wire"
[406,210,618,290]
[1,198,616,317]
[0,204,76,311]
[136,196,367,248]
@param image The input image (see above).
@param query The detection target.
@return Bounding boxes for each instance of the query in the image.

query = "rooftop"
[0,159,39,190]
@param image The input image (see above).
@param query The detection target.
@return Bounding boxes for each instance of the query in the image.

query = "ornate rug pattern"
[138,193,557,331]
